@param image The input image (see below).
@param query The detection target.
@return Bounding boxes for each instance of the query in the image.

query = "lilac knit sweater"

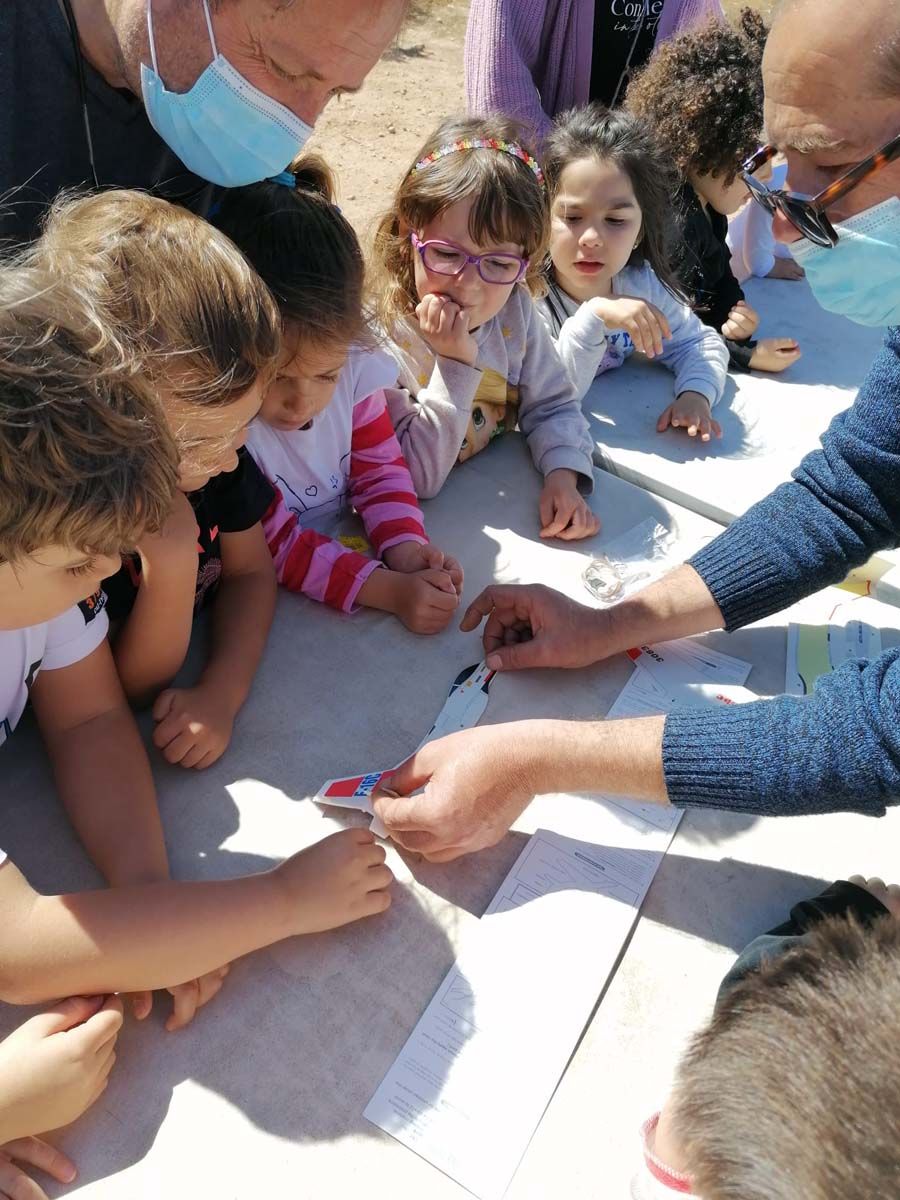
[464,0,724,141]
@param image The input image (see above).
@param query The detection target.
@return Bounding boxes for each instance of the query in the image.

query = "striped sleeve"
[349,389,428,556]
[260,488,381,614]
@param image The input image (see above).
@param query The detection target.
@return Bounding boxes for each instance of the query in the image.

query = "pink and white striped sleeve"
[349,389,428,557]
[260,489,381,614]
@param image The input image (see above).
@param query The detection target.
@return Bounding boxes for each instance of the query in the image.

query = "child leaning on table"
[370,115,599,542]
[30,190,281,770]
[538,104,729,444]
[0,268,392,1047]
[626,9,802,376]
[634,877,900,1199]
[211,157,463,634]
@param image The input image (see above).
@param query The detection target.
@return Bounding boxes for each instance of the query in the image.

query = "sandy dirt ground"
[311,0,774,246]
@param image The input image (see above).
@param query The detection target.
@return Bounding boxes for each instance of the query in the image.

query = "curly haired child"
[539,104,729,442]
[211,157,463,634]
[371,115,599,542]
[627,9,802,374]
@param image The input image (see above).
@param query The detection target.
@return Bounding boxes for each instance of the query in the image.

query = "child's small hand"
[591,295,672,358]
[766,257,805,281]
[391,567,460,633]
[0,996,122,1145]
[128,965,231,1033]
[539,469,600,541]
[414,294,479,366]
[0,1136,79,1199]
[152,683,236,769]
[750,337,802,373]
[847,875,900,918]
[657,391,722,442]
[383,541,464,594]
[721,300,759,341]
[275,828,393,936]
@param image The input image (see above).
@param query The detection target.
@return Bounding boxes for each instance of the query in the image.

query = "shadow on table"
[0,725,469,1194]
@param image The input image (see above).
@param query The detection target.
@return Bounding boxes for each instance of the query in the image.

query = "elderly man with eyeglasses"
[372,0,900,862]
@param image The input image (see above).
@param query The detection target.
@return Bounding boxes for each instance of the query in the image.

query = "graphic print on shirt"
[598,330,635,374]
[77,590,107,624]
[458,371,520,463]
[274,451,352,522]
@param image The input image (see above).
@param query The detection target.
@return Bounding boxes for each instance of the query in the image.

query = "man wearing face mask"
[373,0,900,862]
[0,0,406,245]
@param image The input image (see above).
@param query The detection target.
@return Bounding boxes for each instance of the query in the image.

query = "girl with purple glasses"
[371,116,599,543]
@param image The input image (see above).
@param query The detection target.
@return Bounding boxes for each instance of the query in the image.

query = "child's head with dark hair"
[626,8,768,214]
[665,913,900,1200]
[542,103,682,303]
[370,114,549,335]
[211,153,368,433]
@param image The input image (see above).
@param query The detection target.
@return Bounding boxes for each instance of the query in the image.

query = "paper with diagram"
[364,656,752,1199]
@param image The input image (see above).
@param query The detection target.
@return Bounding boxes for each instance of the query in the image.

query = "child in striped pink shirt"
[212,157,463,634]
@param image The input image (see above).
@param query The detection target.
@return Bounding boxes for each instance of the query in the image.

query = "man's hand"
[374,725,540,861]
[460,583,609,671]
[750,337,802,373]
[152,684,237,769]
[538,469,600,541]
[414,294,479,366]
[657,391,722,442]
[382,541,464,594]
[721,300,760,341]
[591,295,672,358]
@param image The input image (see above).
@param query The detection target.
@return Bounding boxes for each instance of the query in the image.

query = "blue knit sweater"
[662,325,900,817]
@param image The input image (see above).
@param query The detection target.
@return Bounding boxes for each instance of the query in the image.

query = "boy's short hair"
[670,914,900,1200]
[626,9,768,184]
[0,266,178,563]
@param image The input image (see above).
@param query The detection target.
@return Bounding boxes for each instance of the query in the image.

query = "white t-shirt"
[246,346,398,539]
[0,592,108,751]
[0,592,108,867]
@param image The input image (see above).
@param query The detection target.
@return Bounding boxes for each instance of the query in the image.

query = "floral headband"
[412,138,545,186]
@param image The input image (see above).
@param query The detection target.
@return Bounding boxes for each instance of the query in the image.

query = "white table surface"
[3,434,898,1200]
[586,276,885,526]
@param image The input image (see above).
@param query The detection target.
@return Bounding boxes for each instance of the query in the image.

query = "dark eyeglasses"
[742,133,900,248]
[410,232,529,285]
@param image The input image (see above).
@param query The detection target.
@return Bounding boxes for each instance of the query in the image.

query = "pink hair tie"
[412,138,545,186]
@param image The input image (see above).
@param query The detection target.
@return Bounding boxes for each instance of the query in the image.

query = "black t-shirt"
[103,449,276,621]
[589,0,666,109]
[0,0,218,246]
[675,182,756,371]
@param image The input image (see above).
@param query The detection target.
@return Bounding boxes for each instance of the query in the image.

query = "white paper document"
[365,656,753,1198]
[626,638,752,690]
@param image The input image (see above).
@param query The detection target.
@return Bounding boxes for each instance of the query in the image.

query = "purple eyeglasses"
[411,232,529,284]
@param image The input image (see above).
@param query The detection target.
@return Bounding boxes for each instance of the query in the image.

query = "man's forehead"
[261,0,405,78]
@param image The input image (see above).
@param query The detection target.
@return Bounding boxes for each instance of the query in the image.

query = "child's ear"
[398,217,411,237]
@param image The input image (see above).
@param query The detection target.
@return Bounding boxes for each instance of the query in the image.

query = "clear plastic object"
[582,519,675,605]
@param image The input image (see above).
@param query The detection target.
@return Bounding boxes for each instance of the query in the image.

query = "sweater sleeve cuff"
[675,375,721,409]
[688,525,793,631]
[540,448,595,494]
[564,303,609,348]
[432,355,483,405]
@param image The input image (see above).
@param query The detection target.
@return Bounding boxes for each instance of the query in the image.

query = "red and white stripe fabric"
[249,345,427,613]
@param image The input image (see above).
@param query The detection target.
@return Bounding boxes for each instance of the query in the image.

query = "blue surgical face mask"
[789,196,900,328]
[140,0,313,188]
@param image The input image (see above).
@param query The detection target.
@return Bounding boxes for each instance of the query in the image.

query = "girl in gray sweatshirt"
[372,115,598,543]
[537,105,729,444]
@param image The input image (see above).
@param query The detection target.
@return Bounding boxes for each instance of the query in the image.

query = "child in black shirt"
[627,9,801,373]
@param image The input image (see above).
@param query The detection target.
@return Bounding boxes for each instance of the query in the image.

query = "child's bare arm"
[110,492,199,706]
[31,644,169,888]
[153,524,276,770]
[0,830,391,1006]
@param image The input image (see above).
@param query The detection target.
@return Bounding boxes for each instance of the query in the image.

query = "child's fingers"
[152,707,187,748]
[26,995,106,1039]
[540,504,574,539]
[652,304,672,341]
[711,417,723,438]
[151,688,177,723]
[656,404,674,432]
[129,990,153,1021]
[72,997,124,1054]
[1,1137,77,1186]
[179,744,209,770]
[538,487,556,531]
[165,980,201,1032]
[160,730,198,765]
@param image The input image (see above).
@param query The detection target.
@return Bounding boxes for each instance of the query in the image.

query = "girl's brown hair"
[29,190,281,472]
[211,153,370,352]
[371,115,550,333]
